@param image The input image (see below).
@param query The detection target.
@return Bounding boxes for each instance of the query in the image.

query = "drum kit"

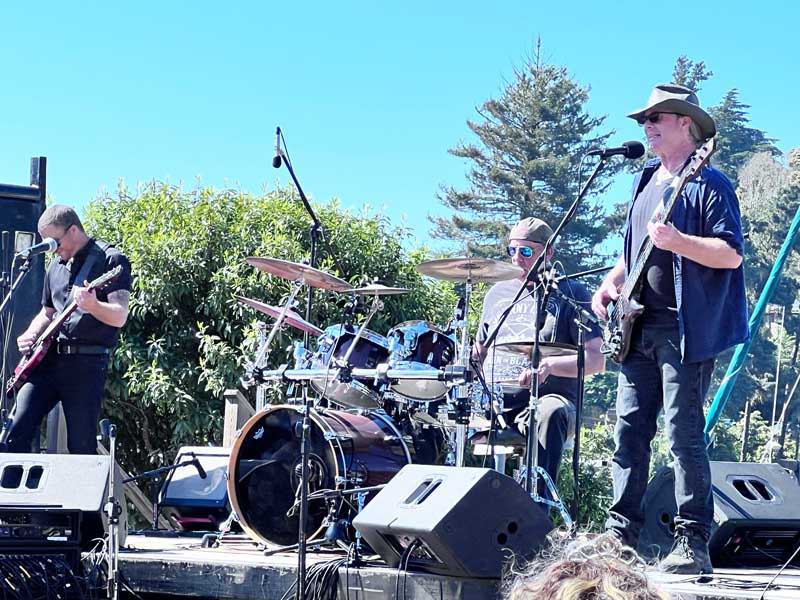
[226,253,573,549]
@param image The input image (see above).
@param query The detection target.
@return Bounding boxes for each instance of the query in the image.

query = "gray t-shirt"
[629,171,675,263]
[475,277,601,404]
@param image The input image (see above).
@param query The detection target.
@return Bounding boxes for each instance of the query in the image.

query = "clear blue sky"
[1,2,796,252]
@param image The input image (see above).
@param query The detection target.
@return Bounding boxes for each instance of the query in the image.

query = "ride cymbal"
[236,295,324,336]
[494,340,578,358]
[246,257,351,292]
[416,257,522,283]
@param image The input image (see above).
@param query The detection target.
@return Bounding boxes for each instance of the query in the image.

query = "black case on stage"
[352,464,552,578]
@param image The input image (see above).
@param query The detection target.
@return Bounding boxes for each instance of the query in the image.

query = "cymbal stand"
[332,293,383,375]
[447,276,473,467]
[242,279,304,389]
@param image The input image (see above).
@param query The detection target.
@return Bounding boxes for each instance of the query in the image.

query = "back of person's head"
[38,204,84,232]
[504,533,669,600]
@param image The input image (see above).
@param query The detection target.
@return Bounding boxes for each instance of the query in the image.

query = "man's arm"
[73,286,130,328]
[17,307,57,353]
[647,222,742,269]
[591,255,626,320]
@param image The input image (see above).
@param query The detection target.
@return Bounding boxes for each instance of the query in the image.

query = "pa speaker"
[640,461,800,568]
[0,453,125,549]
[352,464,552,578]
[159,446,230,531]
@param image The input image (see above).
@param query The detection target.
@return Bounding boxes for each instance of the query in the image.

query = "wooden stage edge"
[118,533,800,600]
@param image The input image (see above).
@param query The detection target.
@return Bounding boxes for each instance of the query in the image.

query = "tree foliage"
[434,41,621,272]
[83,183,457,475]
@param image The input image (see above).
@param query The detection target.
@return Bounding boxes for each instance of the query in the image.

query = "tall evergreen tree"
[671,56,713,92]
[710,90,781,185]
[433,43,619,273]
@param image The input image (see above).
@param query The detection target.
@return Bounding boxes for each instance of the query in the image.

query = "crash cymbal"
[494,340,578,358]
[345,283,410,296]
[236,295,324,336]
[246,257,351,292]
[416,257,523,283]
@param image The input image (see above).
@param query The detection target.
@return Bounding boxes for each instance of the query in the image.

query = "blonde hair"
[504,533,669,600]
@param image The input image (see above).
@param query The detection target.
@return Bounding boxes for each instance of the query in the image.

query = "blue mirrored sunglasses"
[507,245,534,258]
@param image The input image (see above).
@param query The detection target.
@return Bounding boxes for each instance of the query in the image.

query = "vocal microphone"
[272,127,282,168]
[16,237,57,258]
[586,141,645,160]
[190,454,207,479]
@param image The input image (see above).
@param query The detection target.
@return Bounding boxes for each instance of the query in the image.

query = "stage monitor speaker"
[159,446,231,531]
[0,453,124,550]
[640,461,800,568]
[352,464,552,578]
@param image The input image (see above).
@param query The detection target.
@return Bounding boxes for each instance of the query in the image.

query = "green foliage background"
[84,183,457,474]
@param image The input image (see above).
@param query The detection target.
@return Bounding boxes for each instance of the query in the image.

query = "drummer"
[472,217,605,492]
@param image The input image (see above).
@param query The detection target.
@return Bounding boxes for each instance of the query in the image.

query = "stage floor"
[119,533,800,600]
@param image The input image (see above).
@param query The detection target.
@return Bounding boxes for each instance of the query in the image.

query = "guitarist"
[591,84,748,574]
[6,205,131,455]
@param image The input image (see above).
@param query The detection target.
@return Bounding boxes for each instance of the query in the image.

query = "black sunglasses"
[507,245,535,258]
[636,112,681,126]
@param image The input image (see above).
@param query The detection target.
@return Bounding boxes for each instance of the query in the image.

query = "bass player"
[591,84,748,574]
[5,205,131,455]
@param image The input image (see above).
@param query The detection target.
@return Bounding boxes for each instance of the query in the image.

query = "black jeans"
[5,351,108,454]
[605,319,715,545]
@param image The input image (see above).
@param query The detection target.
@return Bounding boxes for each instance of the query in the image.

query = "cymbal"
[416,257,523,283]
[236,295,324,336]
[345,283,410,296]
[246,257,351,292]
[494,340,578,358]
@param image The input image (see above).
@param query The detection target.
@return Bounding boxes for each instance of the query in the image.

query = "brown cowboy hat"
[628,83,716,140]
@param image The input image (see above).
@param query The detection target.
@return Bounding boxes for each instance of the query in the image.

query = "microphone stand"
[480,156,610,506]
[274,127,343,600]
[0,255,37,450]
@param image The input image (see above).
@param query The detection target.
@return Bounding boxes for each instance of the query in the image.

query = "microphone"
[190,455,207,479]
[17,237,57,258]
[586,141,645,160]
[272,127,282,168]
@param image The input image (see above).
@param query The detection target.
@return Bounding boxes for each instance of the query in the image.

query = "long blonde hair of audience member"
[504,533,669,600]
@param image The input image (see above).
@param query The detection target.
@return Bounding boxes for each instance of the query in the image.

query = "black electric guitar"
[601,137,716,363]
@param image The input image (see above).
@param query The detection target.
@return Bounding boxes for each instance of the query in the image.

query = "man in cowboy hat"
[591,84,748,574]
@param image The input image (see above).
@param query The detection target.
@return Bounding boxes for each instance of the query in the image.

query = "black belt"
[56,343,110,356]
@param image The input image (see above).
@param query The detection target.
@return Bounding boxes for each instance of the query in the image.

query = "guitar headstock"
[87,265,123,292]
[683,136,716,180]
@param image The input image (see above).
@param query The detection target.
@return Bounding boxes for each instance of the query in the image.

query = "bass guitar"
[601,137,716,363]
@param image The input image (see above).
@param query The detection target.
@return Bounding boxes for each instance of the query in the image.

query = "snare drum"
[309,324,390,409]
[387,320,455,401]
[227,405,411,547]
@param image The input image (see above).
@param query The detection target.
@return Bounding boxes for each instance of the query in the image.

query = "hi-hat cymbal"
[236,296,324,336]
[416,257,523,283]
[246,257,351,292]
[344,283,410,296]
[494,340,578,358]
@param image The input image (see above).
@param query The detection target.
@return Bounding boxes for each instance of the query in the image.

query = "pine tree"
[710,90,781,185]
[671,56,713,92]
[433,43,619,273]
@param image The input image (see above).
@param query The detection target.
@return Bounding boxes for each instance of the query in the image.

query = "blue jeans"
[5,351,108,454]
[605,318,714,545]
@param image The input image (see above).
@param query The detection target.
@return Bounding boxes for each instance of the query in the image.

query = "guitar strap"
[63,240,112,332]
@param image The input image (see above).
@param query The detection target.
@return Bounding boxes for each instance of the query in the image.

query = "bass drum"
[227,405,411,547]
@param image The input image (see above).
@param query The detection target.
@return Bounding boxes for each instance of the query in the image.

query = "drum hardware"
[236,294,324,337]
[387,321,456,401]
[240,279,304,390]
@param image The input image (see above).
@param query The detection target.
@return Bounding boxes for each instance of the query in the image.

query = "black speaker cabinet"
[352,464,552,578]
[159,446,230,531]
[0,453,121,551]
[640,461,800,568]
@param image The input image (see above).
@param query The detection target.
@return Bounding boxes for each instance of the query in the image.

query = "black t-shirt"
[476,277,602,404]
[42,238,132,348]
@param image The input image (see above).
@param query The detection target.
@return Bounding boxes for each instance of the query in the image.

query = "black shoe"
[659,530,713,574]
